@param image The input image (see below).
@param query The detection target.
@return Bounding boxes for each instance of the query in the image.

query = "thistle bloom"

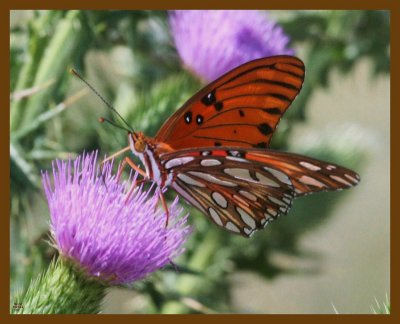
[169,10,294,82]
[42,151,190,285]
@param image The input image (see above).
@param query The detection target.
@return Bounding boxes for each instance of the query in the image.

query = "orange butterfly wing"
[155,55,305,149]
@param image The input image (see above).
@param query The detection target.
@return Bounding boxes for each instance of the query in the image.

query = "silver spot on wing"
[236,207,256,229]
[165,157,194,169]
[344,173,359,184]
[177,173,205,187]
[299,161,321,171]
[239,190,257,202]
[200,159,222,167]
[211,192,228,208]
[298,175,327,188]
[226,156,249,163]
[224,168,258,183]
[264,167,292,185]
[208,207,223,226]
[255,172,280,187]
[225,221,240,233]
[188,171,238,187]
[268,196,286,207]
[330,175,352,186]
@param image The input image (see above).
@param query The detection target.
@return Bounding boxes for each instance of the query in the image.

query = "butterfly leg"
[100,146,132,183]
[125,178,151,203]
[117,156,147,183]
[159,191,170,227]
[121,156,151,202]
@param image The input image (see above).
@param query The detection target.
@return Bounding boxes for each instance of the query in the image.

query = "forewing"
[155,56,305,150]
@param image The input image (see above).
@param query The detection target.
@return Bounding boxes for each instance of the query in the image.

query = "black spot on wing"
[258,123,273,135]
[269,93,291,102]
[254,142,268,148]
[263,107,281,115]
[201,89,216,106]
[184,111,192,124]
[214,101,223,111]
[196,114,204,125]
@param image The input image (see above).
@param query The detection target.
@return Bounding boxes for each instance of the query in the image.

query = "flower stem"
[11,256,106,314]
[11,10,82,132]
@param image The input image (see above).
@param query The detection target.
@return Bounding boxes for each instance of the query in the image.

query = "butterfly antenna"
[70,68,134,133]
[99,117,131,133]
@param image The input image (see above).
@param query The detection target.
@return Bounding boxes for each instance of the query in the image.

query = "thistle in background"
[14,152,190,314]
[169,10,294,81]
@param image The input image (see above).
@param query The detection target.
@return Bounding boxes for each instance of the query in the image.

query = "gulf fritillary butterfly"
[89,55,360,237]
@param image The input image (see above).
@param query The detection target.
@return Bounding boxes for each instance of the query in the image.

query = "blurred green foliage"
[10,10,389,313]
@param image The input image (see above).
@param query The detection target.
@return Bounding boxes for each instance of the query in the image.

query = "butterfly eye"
[134,140,146,153]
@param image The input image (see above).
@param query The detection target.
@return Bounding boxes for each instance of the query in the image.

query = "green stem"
[12,10,82,132]
[11,256,106,314]
[10,11,61,131]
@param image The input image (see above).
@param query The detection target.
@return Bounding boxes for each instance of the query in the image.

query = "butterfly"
[96,55,360,238]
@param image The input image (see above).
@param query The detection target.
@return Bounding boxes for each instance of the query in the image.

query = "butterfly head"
[128,131,147,154]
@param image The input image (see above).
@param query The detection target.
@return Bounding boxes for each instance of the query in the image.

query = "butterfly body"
[122,55,360,237]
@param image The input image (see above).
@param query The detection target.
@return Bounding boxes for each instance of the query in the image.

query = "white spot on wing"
[239,190,257,202]
[171,183,205,212]
[243,227,254,236]
[261,217,271,228]
[300,161,321,171]
[208,208,223,226]
[228,150,240,156]
[165,157,194,169]
[226,156,249,163]
[236,207,256,228]
[330,175,352,186]
[326,165,336,171]
[177,173,205,187]
[224,168,257,183]
[344,173,359,184]
[268,196,286,207]
[264,167,292,185]
[225,221,240,233]
[255,172,280,187]
[211,192,228,208]
[200,159,222,167]
[298,175,326,188]
[188,171,238,187]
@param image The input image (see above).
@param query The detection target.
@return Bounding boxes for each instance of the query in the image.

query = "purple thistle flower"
[42,151,190,285]
[169,10,294,82]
